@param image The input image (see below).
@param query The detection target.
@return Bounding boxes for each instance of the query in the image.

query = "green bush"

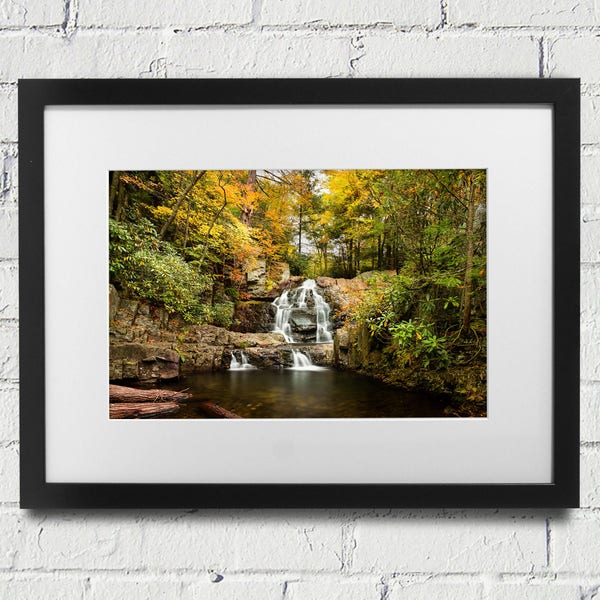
[356,273,450,370]
[110,218,212,323]
[206,301,235,328]
[388,320,449,369]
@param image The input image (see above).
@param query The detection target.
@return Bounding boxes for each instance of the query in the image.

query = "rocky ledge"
[109,286,334,382]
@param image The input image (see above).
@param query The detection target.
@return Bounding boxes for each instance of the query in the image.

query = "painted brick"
[582,96,600,145]
[582,153,600,205]
[0,325,18,380]
[0,263,17,319]
[0,143,18,204]
[581,267,600,381]
[553,516,600,572]
[0,0,65,27]
[0,207,17,258]
[0,575,87,600]
[0,385,18,440]
[89,578,181,600]
[0,1,598,595]
[352,515,547,573]
[0,444,18,503]
[581,382,600,441]
[140,515,238,571]
[486,583,582,599]
[166,31,350,78]
[387,581,483,600]
[182,579,285,600]
[20,514,144,570]
[0,88,17,143]
[0,31,169,81]
[142,514,342,571]
[260,0,441,28]
[78,0,252,28]
[581,450,600,508]
[549,37,600,85]
[582,204,600,264]
[449,0,600,27]
[0,513,32,569]
[0,31,351,81]
[355,34,539,77]
[285,579,380,600]
[234,518,343,571]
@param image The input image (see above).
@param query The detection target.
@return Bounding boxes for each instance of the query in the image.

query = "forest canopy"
[109,169,486,375]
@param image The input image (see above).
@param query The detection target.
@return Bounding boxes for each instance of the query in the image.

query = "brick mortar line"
[3,23,600,35]
[0,567,581,578]
[581,441,600,449]
[0,321,19,328]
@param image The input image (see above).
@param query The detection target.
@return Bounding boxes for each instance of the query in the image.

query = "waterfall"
[272,290,294,343]
[289,349,324,371]
[292,349,312,368]
[271,279,333,344]
[229,351,256,370]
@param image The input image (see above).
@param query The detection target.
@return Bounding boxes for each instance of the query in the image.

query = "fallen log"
[197,401,242,419]
[110,402,180,419]
[109,384,192,403]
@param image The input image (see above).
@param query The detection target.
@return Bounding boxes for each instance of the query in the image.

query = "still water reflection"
[164,368,452,419]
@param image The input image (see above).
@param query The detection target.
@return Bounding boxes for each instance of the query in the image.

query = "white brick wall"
[0,1,596,598]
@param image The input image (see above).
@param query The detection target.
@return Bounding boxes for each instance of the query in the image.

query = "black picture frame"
[19,78,580,509]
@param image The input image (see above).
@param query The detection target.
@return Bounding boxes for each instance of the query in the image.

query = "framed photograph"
[19,78,580,508]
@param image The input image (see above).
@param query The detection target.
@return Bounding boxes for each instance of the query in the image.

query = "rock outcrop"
[109,285,333,382]
[231,301,274,333]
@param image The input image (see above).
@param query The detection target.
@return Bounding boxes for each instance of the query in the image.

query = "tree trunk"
[109,384,192,403]
[298,205,303,254]
[159,170,205,240]
[347,239,354,277]
[197,401,242,419]
[182,196,192,249]
[110,402,180,419]
[197,177,229,268]
[109,171,120,216]
[114,180,127,222]
[462,177,476,331]
[241,170,256,226]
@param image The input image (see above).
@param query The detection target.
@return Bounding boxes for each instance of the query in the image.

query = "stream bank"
[109,284,334,383]
[110,271,485,417]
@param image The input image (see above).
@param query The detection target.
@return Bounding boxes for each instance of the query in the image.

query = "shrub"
[388,320,449,369]
[110,218,212,322]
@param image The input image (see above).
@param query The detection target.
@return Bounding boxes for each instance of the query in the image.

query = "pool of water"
[161,368,452,419]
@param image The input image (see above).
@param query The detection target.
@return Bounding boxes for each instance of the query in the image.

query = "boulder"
[270,261,290,286]
[109,343,180,382]
[109,284,120,321]
[245,258,267,296]
[290,309,316,332]
[231,301,274,333]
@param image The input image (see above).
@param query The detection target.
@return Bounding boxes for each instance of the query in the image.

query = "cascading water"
[271,279,333,344]
[229,350,256,370]
[271,290,294,343]
[292,349,312,368]
[289,349,325,371]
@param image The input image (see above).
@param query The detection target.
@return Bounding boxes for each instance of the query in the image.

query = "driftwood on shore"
[110,402,181,419]
[109,384,192,403]
[108,383,241,419]
[197,401,242,419]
